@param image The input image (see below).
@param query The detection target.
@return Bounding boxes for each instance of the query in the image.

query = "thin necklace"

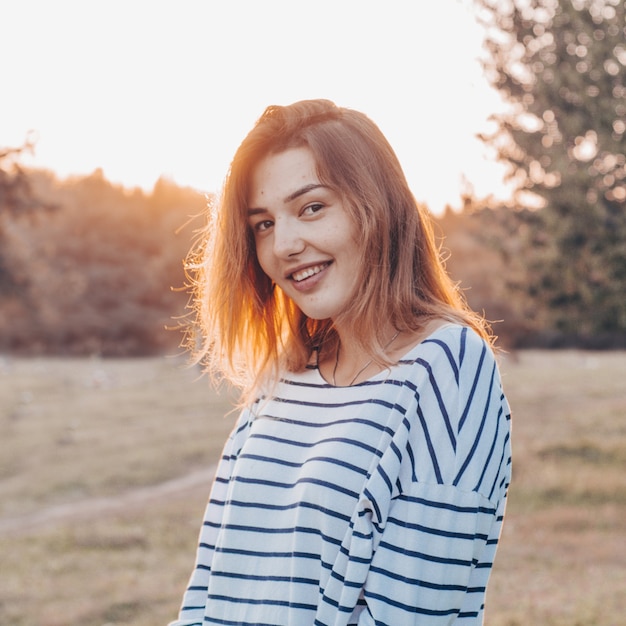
[332,330,401,386]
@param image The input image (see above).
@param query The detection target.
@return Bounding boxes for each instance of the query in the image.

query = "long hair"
[185,99,491,396]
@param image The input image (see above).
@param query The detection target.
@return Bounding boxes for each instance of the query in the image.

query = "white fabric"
[171,324,512,626]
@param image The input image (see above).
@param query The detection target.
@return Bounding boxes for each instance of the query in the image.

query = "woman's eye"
[302,203,324,216]
[254,220,273,233]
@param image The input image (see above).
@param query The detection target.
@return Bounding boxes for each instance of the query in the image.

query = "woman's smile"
[290,261,331,283]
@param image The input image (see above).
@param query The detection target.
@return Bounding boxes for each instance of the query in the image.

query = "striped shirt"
[171,324,512,625]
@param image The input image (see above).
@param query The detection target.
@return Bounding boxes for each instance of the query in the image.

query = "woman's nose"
[272,218,305,258]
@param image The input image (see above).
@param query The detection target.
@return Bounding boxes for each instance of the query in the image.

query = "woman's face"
[247,146,362,321]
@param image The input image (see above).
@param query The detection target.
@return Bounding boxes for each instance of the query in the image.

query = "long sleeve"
[357,483,505,624]
[169,412,250,626]
[357,328,512,624]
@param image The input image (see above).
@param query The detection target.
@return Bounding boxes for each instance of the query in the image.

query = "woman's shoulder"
[394,322,498,391]
[402,322,492,362]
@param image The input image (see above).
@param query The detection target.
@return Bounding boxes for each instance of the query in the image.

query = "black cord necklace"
[332,330,401,386]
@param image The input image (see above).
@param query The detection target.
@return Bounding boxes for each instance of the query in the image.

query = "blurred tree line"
[1,0,624,355]
[0,154,204,355]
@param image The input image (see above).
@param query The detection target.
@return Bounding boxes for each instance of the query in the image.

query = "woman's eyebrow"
[284,183,328,203]
[247,207,267,216]
[247,183,330,215]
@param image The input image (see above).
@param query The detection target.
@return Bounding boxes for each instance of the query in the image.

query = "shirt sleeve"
[358,328,512,624]
[357,483,506,624]
[168,411,250,626]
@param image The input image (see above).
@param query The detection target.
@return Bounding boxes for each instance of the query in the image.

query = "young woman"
[170,99,512,625]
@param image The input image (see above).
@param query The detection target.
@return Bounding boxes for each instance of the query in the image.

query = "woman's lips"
[291,262,331,283]
[288,261,331,291]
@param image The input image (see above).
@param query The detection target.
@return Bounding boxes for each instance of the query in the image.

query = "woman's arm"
[359,330,512,624]
[168,414,248,626]
[358,482,507,624]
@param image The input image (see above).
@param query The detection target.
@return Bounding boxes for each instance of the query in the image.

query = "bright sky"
[1,0,510,214]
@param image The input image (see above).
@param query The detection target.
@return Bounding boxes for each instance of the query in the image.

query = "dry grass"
[0,351,625,625]
[486,350,626,626]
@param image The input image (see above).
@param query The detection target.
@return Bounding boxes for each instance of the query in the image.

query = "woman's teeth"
[292,263,329,282]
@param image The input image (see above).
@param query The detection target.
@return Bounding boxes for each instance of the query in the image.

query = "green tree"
[476,0,626,342]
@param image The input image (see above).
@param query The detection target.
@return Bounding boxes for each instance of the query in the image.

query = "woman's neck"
[320,318,448,386]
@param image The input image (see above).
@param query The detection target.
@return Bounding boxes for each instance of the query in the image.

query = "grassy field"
[0,351,625,625]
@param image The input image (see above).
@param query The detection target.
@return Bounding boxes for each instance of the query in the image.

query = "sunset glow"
[1,0,510,214]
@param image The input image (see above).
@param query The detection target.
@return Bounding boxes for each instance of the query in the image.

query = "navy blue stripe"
[317,594,352,613]
[238,452,369,476]
[363,487,383,522]
[369,564,469,591]
[364,590,461,616]
[387,516,488,541]
[454,362,497,486]
[212,498,352,523]
[474,405,503,493]
[271,395,399,411]
[416,357,457,450]
[458,341,488,432]
[206,594,316,611]
[214,523,342,546]
[378,539,473,567]
[396,493,495,515]
[329,569,364,588]
[487,431,511,501]
[250,432,385,458]
[180,604,204,611]
[459,326,468,366]
[406,440,418,481]
[401,413,419,481]
[211,571,318,585]
[376,464,394,493]
[422,337,460,384]
[389,439,403,463]
[284,372,414,391]
[232,475,359,499]
[204,618,279,626]
[415,402,444,484]
[338,540,371,564]
[215,546,320,559]
[252,414,396,436]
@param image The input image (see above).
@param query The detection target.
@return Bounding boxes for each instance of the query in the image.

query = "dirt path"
[0,465,216,536]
